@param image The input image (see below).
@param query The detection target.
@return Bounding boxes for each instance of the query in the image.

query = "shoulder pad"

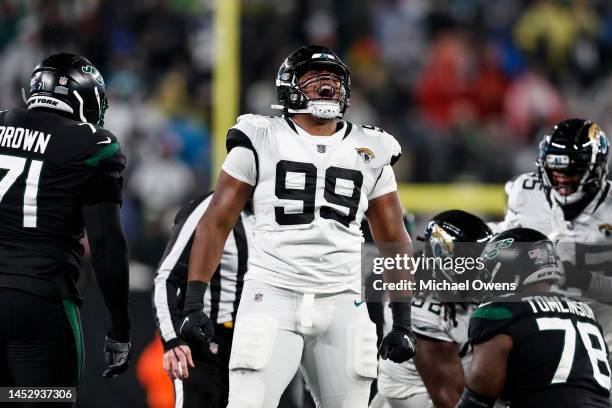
[226,114,271,153]
[234,114,271,136]
[356,124,402,168]
[506,172,541,212]
[504,180,513,196]
[598,180,612,206]
[82,129,124,169]
[84,131,126,172]
[70,121,107,136]
[469,296,532,345]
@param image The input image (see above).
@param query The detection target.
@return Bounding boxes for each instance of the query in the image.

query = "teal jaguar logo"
[356,147,375,163]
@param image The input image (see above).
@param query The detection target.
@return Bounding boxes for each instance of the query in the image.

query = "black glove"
[379,302,416,363]
[179,281,215,350]
[103,336,132,378]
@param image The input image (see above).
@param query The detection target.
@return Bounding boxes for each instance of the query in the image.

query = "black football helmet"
[26,53,109,126]
[423,210,493,296]
[272,45,350,119]
[537,118,609,205]
[476,228,562,300]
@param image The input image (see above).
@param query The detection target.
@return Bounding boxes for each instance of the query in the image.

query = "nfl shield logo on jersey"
[254,292,263,303]
[317,144,326,153]
[356,147,375,163]
[59,76,68,86]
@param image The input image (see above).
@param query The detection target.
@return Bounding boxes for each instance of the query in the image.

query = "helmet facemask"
[538,146,608,206]
[273,46,351,119]
[537,120,610,206]
[295,70,349,120]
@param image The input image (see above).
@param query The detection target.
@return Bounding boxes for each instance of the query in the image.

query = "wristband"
[108,317,130,342]
[183,281,208,314]
[456,387,496,408]
[390,301,412,332]
[162,337,185,352]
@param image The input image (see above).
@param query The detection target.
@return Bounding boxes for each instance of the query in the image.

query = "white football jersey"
[226,114,401,294]
[491,172,612,243]
[377,294,475,399]
[490,173,612,293]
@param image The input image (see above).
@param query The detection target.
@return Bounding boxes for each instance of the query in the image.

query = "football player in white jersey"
[491,118,612,357]
[177,45,416,408]
[372,210,493,408]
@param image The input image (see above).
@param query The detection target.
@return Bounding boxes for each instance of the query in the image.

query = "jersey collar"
[285,117,349,143]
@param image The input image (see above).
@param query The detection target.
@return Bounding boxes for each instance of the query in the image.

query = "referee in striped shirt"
[153,192,252,408]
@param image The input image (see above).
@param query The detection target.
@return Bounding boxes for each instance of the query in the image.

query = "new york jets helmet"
[476,228,562,299]
[27,53,109,126]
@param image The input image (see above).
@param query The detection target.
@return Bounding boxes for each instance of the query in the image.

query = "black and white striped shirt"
[153,192,252,347]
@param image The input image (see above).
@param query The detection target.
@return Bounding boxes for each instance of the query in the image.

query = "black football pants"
[0,288,83,407]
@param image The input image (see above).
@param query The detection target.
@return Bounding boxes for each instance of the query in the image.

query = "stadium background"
[1,0,612,406]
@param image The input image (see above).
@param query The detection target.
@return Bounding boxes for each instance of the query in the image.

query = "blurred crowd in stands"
[0,0,610,277]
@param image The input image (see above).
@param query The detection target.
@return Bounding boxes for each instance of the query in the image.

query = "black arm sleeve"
[83,202,130,341]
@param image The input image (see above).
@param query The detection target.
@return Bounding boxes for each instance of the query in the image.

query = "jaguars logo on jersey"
[356,147,375,163]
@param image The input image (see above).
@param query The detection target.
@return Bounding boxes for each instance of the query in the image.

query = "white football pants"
[226,280,378,408]
[369,392,431,408]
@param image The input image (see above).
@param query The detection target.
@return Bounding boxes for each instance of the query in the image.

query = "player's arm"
[83,202,132,378]
[367,191,416,363]
[414,337,464,408]
[180,145,254,348]
[560,242,612,300]
[456,334,512,408]
[188,172,252,283]
[82,137,131,378]
[367,191,413,296]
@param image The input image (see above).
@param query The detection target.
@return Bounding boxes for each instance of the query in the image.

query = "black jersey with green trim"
[469,292,611,407]
[0,108,125,303]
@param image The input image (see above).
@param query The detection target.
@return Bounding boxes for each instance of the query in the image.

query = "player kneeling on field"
[457,228,611,408]
[373,210,492,408]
